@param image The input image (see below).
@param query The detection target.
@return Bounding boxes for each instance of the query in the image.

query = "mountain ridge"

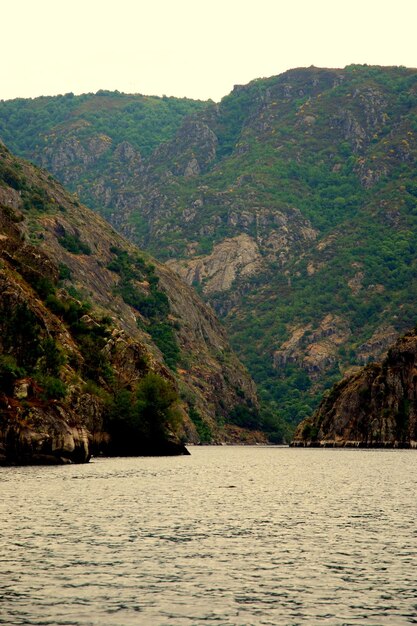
[2,64,417,433]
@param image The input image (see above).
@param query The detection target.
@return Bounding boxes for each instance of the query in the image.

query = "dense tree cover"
[0,91,207,158]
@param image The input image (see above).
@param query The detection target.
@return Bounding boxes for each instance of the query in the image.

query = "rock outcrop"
[0,406,90,466]
[167,234,263,294]
[273,314,351,379]
[292,330,417,447]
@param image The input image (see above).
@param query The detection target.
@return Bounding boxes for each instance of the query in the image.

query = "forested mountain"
[0,143,263,464]
[2,65,417,432]
[0,90,206,159]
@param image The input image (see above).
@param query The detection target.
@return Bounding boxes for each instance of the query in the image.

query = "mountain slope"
[0,143,262,464]
[292,329,417,448]
[3,65,417,431]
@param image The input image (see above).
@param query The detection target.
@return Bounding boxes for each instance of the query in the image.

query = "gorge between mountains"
[2,63,417,626]
[2,64,417,459]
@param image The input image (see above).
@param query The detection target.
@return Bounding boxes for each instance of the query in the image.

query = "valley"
[2,64,417,439]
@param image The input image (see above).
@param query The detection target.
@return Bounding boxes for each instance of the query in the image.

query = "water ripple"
[1,448,417,625]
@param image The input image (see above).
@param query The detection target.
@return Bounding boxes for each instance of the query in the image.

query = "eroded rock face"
[0,407,90,466]
[273,315,351,378]
[167,207,317,295]
[40,122,113,185]
[332,87,388,155]
[167,234,263,294]
[152,118,218,176]
[292,330,417,448]
[356,325,398,364]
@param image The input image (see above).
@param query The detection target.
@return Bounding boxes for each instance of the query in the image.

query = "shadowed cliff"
[292,330,417,447]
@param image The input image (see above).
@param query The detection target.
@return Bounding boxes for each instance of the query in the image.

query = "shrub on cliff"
[36,374,67,400]
[136,372,182,439]
[0,355,25,395]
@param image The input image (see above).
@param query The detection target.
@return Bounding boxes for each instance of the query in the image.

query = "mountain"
[0,143,262,465]
[2,65,417,432]
[292,328,417,448]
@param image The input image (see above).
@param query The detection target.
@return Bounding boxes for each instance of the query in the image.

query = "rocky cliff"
[292,330,417,447]
[0,143,261,464]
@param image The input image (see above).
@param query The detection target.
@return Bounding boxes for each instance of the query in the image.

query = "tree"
[136,372,181,441]
[105,372,182,454]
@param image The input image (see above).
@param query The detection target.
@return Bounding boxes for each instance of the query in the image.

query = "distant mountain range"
[2,64,417,434]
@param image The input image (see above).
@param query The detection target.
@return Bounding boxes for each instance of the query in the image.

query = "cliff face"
[292,330,417,447]
[0,143,261,464]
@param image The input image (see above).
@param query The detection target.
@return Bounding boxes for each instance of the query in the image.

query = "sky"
[4,0,417,102]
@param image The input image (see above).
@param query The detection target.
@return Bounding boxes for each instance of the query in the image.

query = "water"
[1,447,417,626]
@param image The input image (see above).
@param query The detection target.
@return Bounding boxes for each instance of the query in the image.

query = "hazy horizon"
[4,62,417,105]
[4,0,417,102]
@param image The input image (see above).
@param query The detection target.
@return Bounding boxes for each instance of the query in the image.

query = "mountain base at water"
[292,330,417,448]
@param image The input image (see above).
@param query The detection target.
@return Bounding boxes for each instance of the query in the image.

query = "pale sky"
[4,0,417,102]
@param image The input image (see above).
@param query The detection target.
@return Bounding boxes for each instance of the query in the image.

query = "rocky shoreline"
[292,330,417,448]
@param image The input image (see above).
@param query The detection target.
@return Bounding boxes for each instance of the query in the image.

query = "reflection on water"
[1,447,417,625]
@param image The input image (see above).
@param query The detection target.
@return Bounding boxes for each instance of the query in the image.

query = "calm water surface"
[1,447,417,626]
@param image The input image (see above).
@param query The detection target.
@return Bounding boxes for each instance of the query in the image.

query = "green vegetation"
[0,298,69,400]
[58,263,71,280]
[5,66,417,437]
[108,247,180,370]
[105,372,182,454]
[0,161,26,191]
[0,147,60,217]
[188,405,213,443]
[36,374,67,400]
[228,404,262,430]
[0,91,207,160]
[0,355,25,395]
[0,301,42,370]
[38,337,65,376]
[22,186,53,213]
[45,287,114,383]
[58,233,92,255]
[301,422,319,442]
